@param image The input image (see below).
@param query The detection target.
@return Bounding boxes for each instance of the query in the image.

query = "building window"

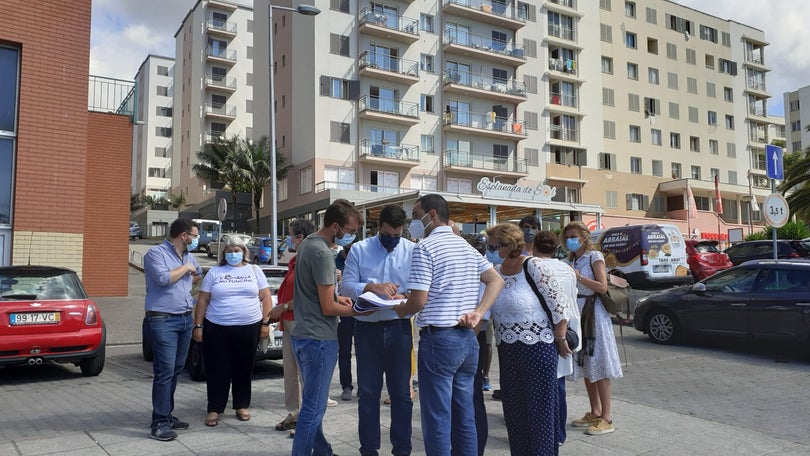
[700,25,718,43]
[600,0,611,10]
[651,128,662,145]
[647,37,658,54]
[644,97,660,116]
[410,174,438,191]
[686,48,696,65]
[670,132,681,149]
[671,163,682,179]
[648,67,659,84]
[626,193,649,211]
[523,39,537,58]
[630,156,642,174]
[524,111,539,130]
[246,100,253,114]
[421,94,434,113]
[652,160,663,177]
[666,42,677,59]
[606,190,618,208]
[330,0,349,13]
[420,13,434,32]
[667,72,678,89]
[446,177,472,194]
[645,7,657,24]
[603,88,615,106]
[625,32,637,49]
[330,34,350,56]
[629,125,641,142]
[524,75,538,93]
[320,76,358,100]
[625,1,636,18]
[793,141,802,152]
[707,139,718,155]
[155,127,172,137]
[719,59,737,75]
[600,23,613,42]
[601,56,613,74]
[300,167,313,194]
[686,77,697,94]
[707,111,718,126]
[689,136,700,152]
[330,121,350,143]
[156,86,168,96]
[156,106,173,117]
[324,166,356,190]
[722,31,731,47]
[598,152,617,170]
[725,115,735,130]
[421,134,434,154]
[724,87,733,102]
[727,142,736,157]
[157,65,169,76]
[691,165,701,180]
[420,53,434,73]
[627,62,638,80]
[669,102,679,119]
[604,120,616,139]
[728,170,737,186]
[688,106,699,123]
[517,2,536,22]
[154,147,169,158]
[628,93,640,111]
[705,54,715,69]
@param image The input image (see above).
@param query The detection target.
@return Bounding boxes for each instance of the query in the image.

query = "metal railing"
[359,139,420,161]
[358,95,419,118]
[550,125,579,142]
[443,110,527,136]
[548,57,577,74]
[443,29,526,60]
[359,51,419,77]
[444,150,527,173]
[442,69,527,97]
[206,46,237,61]
[747,78,766,91]
[548,92,576,108]
[88,75,136,118]
[206,18,237,34]
[442,0,525,23]
[204,130,226,143]
[205,74,237,90]
[204,102,236,117]
[548,24,576,41]
[358,7,419,36]
[314,181,409,195]
[549,0,576,8]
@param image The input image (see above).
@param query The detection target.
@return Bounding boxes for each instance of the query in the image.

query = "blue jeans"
[418,327,478,456]
[355,320,413,456]
[291,337,337,456]
[558,377,567,444]
[145,313,192,428]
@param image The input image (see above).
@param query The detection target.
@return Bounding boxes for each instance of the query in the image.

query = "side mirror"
[691,282,707,293]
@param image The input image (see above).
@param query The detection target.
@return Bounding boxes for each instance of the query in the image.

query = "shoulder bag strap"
[522,258,555,325]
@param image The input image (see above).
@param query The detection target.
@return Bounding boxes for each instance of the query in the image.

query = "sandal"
[205,412,219,427]
[289,429,295,438]
[275,418,296,431]
[235,409,251,421]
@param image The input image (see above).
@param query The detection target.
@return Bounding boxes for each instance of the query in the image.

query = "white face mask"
[408,213,430,239]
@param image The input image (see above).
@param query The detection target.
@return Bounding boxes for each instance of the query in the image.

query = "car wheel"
[186,340,207,382]
[646,310,679,345]
[142,319,154,362]
[80,327,106,376]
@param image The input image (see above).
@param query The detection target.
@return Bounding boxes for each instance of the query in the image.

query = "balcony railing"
[358,7,419,36]
[548,57,577,74]
[315,180,408,195]
[548,92,576,108]
[359,51,419,77]
[442,69,527,97]
[747,78,766,91]
[550,125,578,142]
[359,139,420,161]
[206,46,237,61]
[444,150,527,173]
[205,74,236,90]
[547,24,576,41]
[748,105,766,117]
[745,53,764,65]
[442,0,525,23]
[443,110,527,136]
[549,0,576,8]
[204,102,236,117]
[206,18,237,34]
[358,95,419,118]
[443,29,526,60]
[204,130,226,143]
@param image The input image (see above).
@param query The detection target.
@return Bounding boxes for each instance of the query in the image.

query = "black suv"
[724,240,810,265]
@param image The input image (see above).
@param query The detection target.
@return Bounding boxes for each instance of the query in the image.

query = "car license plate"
[653,265,670,273]
[10,312,60,325]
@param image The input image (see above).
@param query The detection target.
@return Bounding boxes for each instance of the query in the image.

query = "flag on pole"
[750,196,760,212]
[714,174,723,214]
[686,185,698,219]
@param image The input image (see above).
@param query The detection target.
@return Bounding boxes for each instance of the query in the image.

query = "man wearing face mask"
[340,204,415,456]
[143,218,202,441]
[394,194,504,456]
[519,215,541,255]
[292,199,362,456]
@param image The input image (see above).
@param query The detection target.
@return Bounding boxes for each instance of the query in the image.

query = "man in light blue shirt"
[341,204,415,456]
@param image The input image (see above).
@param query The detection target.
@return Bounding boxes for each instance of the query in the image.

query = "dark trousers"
[202,319,261,413]
[558,377,567,444]
[337,316,355,389]
[474,327,489,456]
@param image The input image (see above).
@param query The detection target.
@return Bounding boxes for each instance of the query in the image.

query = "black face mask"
[378,233,401,252]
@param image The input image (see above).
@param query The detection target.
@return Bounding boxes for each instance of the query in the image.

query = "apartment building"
[132,55,175,201]
[245,0,772,238]
[784,87,810,154]
[171,0,255,208]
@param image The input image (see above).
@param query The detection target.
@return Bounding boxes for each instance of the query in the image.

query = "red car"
[685,240,733,281]
[0,266,106,376]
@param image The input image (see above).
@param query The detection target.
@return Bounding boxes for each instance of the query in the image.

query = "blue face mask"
[378,233,401,252]
[486,250,504,265]
[287,235,294,249]
[225,252,243,266]
[565,237,582,252]
[187,236,199,252]
[336,231,355,247]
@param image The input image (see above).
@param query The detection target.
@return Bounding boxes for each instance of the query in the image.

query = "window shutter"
[643,195,650,210]
[348,80,360,100]
[527,4,536,21]
[320,75,330,96]
[626,194,632,210]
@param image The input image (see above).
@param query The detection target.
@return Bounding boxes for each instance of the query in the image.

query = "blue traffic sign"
[765,144,784,180]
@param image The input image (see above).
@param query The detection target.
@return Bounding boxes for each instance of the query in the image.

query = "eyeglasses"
[486,244,504,252]
[185,232,200,239]
[341,226,358,236]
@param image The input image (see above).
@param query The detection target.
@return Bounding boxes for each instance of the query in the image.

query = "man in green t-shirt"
[291,199,362,456]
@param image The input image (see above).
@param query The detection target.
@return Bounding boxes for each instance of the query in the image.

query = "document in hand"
[353,291,402,314]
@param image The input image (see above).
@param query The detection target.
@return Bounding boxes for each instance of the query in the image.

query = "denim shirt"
[144,239,201,313]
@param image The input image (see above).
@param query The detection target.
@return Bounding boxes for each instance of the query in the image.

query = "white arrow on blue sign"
[765,144,784,180]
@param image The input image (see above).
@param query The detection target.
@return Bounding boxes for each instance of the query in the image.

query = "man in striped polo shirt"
[394,194,504,455]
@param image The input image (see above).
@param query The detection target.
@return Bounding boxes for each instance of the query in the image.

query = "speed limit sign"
[762,193,789,228]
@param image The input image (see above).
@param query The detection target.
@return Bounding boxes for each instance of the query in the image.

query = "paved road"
[0,257,809,455]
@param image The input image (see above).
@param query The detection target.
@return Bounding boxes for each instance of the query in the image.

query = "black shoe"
[170,416,189,430]
[491,389,502,401]
[150,423,177,441]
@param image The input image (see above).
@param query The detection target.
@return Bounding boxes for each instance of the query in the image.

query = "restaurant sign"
[477,177,556,203]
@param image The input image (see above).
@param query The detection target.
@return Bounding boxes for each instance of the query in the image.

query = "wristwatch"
[282,303,290,310]
[193,324,203,330]
[261,320,271,326]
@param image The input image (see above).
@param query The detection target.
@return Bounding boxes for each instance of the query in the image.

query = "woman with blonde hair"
[486,223,573,455]
[561,221,623,436]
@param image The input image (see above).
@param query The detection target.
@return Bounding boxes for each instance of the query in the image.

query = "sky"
[90,0,810,117]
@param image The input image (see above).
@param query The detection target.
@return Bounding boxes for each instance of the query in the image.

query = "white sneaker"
[326,398,338,407]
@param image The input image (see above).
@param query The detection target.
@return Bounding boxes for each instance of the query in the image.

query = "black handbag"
[522,259,579,350]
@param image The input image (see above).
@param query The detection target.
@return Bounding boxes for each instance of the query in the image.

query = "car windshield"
[0,270,86,300]
[261,239,273,247]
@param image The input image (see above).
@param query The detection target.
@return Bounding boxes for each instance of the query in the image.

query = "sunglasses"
[486,244,504,252]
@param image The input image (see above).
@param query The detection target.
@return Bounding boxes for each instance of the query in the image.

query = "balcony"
[204,102,236,120]
[359,51,420,85]
[547,57,581,81]
[745,78,769,97]
[206,18,237,38]
[359,139,420,166]
[206,46,237,65]
[443,29,526,67]
[442,0,525,31]
[546,0,578,12]
[442,69,527,103]
[443,150,527,177]
[358,95,420,125]
[443,110,527,141]
[204,130,226,144]
[358,8,420,44]
[205,74,237,93]
[207,0,237,11]
[549,125,579,144]
[547,92,578,113]
[315,181,409,195]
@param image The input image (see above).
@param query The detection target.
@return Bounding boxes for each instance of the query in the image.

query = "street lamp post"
[268,3,320,265]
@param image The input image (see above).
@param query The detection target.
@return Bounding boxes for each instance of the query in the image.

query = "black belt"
[357,319,410,327]
[577,294,595,298]
[145,310,192,317]
[420,324,467,336]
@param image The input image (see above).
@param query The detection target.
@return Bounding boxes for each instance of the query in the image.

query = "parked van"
[590,224,692,289]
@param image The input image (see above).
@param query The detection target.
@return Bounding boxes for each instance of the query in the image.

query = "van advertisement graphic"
[597,225,687,275]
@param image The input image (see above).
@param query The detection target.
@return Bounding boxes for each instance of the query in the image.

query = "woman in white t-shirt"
[193,236,273,427]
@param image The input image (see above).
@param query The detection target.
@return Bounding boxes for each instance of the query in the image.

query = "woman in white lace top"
[486,223,573,456]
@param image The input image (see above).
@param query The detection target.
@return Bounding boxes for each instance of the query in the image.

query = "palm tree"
[780,150,810,223]
[130,193,145,212]
[192,136,248,219]
[168,192,187,210]
[234,136,291,234]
